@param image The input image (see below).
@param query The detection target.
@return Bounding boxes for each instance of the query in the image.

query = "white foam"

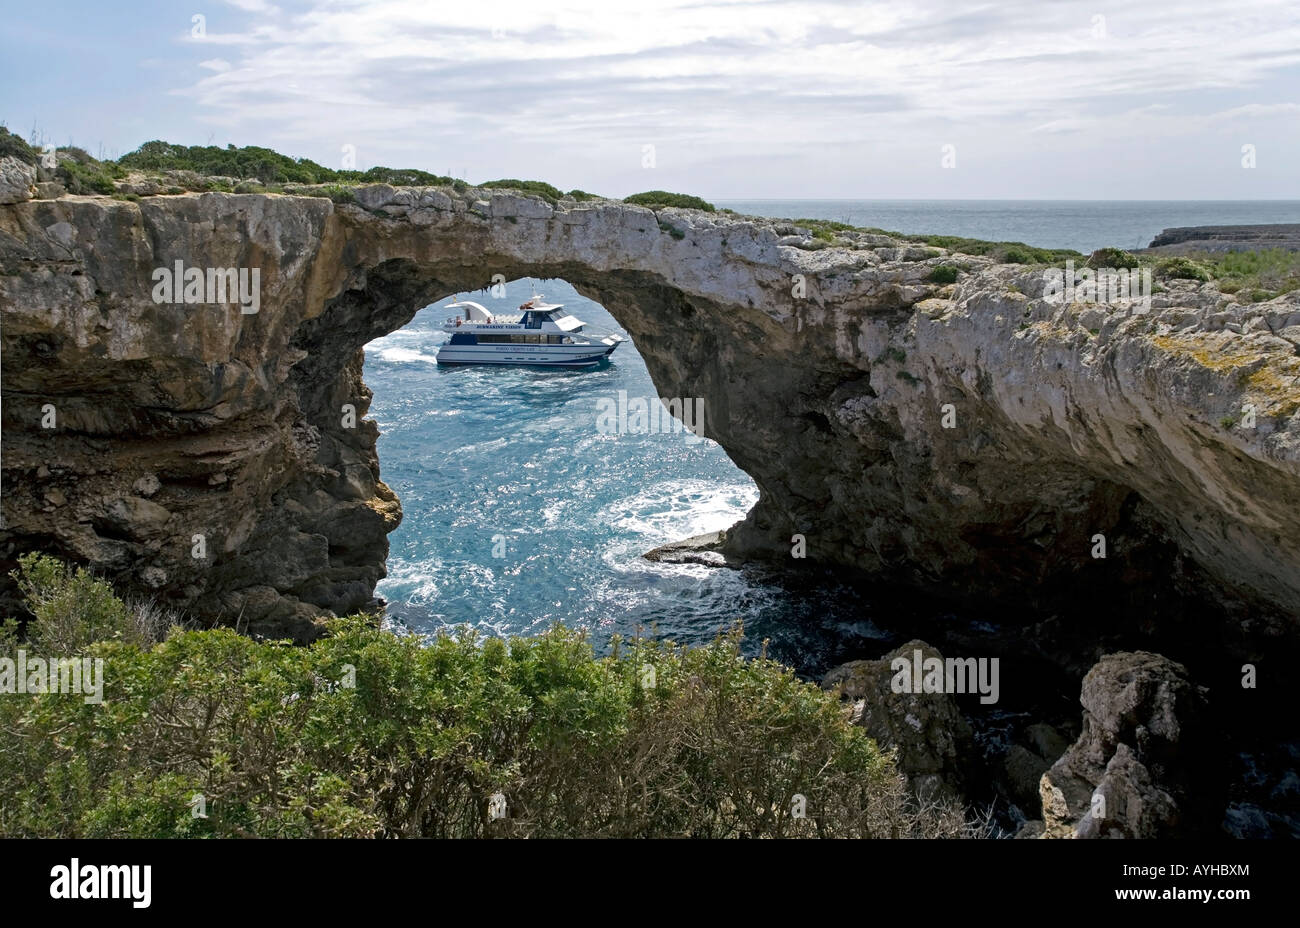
[375,346,440,365]
[609,478,757,544]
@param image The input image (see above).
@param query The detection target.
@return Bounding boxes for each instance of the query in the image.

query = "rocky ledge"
[1143,223,1300,255]
[2,171,1300,646]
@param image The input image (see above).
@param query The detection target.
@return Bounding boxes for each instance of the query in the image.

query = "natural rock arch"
[2,184,1299,647]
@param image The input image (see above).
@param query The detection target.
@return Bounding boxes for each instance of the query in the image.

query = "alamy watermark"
[50,858,150,908]
[1043,260,1152,313]
[151,260,261,314]
[595,390,706,443]
[890,648,1000,705]
[1,651,104,704]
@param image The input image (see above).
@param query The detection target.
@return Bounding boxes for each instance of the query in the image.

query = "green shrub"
[311,184,356,204]
[119,141,337,185]
[55,146,97,166]
[624,190,715,212]
[1197,248,1300,297]
[1087,247,1139,269]
[0,554,964,839]
[928,265,960,284]
[55,156,121,195]
[1155,256,1210,281]
[479,179,563,203]
[12,554,139,653]
[902,233,1078,264]
[566,189,600,201]
[793,218,856,232]
[347,166,453,187]
[0,127,39,165]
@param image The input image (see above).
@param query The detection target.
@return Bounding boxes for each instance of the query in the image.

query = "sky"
[2,0,1298,198]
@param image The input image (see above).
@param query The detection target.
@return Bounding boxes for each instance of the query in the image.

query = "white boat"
[435,293,624,368]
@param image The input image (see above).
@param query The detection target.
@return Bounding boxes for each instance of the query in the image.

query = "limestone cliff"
[2,178,1299,641]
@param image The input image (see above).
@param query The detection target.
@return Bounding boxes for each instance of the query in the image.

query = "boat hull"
[435,341,619,368]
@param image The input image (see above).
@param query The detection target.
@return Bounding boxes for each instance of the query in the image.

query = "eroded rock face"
[1033,651,1208,838]
[2,184,1300,640]
[822,640,975,801]
[0,157,36,205]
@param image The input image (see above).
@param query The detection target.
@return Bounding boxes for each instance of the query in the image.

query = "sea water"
[715,199,1300,254]
[365,277,891,674]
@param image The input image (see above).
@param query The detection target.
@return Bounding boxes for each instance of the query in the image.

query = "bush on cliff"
[345,166,454,187]
[119,141,338,185]
[478,179,564,203]
[0,555,972,839]
[897,233,1079,265]
[116,141,457,190]
[0,127,39,165]
[624,190,715,212]
[55,154,124,195]
[1197,248,1300,299]
[1086,247,1140,269]
[1155,256,1210,282]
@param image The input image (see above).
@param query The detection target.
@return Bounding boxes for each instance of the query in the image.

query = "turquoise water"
[715,199,1300,254]
[365,278,892,674]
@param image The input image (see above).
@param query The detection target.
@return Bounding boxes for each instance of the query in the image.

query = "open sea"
[714,199,1300,255]
[365,200,1300,674]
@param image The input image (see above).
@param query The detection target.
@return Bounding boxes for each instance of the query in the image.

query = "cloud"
[1207,102,1300,122]
[151,0,1300,194]
[222,0,279,12]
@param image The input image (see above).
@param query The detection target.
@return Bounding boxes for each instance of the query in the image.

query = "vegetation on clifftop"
[624,190,716,212]
[0,555,980,839]
[0,126,39,165]
[117,140,454,188]
[478,178,566,203]
[1206,249,1300,300]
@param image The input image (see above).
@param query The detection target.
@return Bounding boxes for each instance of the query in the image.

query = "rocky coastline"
[3,164,1298,836]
